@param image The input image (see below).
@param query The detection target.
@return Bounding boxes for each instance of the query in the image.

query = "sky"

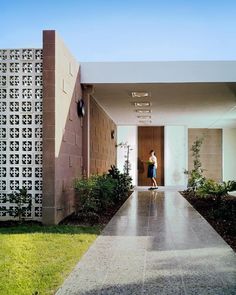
[1,0,236,61]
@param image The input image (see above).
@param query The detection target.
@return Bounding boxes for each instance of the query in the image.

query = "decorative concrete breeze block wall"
[0,49,43,220]
[0,32,114,224]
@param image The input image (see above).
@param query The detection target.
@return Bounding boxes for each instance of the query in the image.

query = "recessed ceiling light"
[137,115,151,119]
[134,102,151,107]
[139,120,152,124]
[131,91,150,98]
[136,109,151,113]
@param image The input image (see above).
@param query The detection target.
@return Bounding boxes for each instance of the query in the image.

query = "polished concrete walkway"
[56,189,236,295]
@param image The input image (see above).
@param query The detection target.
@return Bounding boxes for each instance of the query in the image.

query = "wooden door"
[138,126,164,186]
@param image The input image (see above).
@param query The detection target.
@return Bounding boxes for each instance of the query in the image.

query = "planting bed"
[181,191,236,252]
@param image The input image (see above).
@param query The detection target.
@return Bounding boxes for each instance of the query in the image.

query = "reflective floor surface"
[56,189,236,295]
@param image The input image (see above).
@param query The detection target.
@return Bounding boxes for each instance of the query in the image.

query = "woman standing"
[147,150,158,190]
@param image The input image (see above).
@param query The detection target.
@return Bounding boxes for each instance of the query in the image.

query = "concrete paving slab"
[56,189,236,295]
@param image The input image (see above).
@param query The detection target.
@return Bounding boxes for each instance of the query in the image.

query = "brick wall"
[90,97,117,174]
[188,128,222,182]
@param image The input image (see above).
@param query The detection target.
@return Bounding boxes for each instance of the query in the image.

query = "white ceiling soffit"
[90,83,236,128]
[80,61,236,127]
[80,61,236,84]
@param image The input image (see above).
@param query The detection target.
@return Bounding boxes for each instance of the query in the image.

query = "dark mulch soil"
[0,201,125,228]
[0,192,133,228]
[60,202,123,226]
[60,193,132,227]
[0,203,126,228]
[0,220,42,227]
[181,191,236,252]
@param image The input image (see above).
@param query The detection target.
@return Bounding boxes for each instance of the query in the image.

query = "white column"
[117,126,137,185]
[223,128,236,181]
[164,125,188,187]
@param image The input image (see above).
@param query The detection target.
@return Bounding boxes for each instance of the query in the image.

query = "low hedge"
[74,166,132,220]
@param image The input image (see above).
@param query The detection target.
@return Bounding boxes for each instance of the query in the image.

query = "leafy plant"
[74,166,133,222]
[226,180,236,192]
[108,165,133,201]
[74,176,101,214]
[0,187,32,222]
[184,137,205,191]
[197,179,236,201]
[116,142,133,175]
[94,175,118,210]
[74,174,117,215]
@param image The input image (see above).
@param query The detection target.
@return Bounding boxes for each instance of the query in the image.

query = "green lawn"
[0,225,100,295]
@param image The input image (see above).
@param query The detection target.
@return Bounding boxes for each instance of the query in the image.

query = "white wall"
[164,126,188,186]
[117,126,137,185]
[223,128,236,181]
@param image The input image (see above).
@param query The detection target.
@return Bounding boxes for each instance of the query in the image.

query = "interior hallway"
[56,189,236,295]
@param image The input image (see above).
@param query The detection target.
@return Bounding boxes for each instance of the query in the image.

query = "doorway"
[138,126,164,186]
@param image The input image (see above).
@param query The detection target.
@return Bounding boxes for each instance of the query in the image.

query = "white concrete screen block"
[0,49,43,220]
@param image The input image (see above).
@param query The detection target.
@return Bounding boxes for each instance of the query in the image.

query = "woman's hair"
[150,150,155,155]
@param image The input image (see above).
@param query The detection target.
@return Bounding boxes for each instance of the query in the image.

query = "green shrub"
[187,170,206,190]
[74,174,117,215]
[74,176,100,214]
[108,165,132,201]
[197,179,236,200]
[94,175,118,210]
[184,137,205,191]
[74,166,133,219]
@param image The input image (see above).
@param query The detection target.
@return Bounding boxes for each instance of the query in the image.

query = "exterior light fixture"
[136,109,151,114]
[134,102,151,107]
[139,120,152,124]
[111,130,115,139]
[137,115,151,119]
[77,99,85,117]
[131,91,150,98]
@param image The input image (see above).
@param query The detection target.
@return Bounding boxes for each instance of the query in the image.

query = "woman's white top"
[149,155,157,168]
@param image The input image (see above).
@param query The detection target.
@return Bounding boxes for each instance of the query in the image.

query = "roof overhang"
[81,61,236,84]
[80,61,236,127]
